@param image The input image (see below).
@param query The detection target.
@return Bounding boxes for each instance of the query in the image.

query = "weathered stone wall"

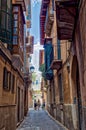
[74,0,86,129]
[0,105,16,130]
[83,107,86,130]
[56,105,62,122]
[16,78,24,123]
[54,72,60,104]
[64,105,74,130]
[45,1,86,130]
[79,0,86,106]
[0,43,25,128]
[63,66,71,104]
[0,49,16,105]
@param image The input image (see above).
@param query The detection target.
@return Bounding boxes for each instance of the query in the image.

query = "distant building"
[26,35,34,55]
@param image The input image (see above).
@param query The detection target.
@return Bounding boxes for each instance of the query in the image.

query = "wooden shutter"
[3,67,8,89]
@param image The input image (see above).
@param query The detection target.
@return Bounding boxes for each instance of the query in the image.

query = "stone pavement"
[17,109,67,130]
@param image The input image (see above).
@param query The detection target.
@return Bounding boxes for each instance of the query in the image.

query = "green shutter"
[0,0,13,50]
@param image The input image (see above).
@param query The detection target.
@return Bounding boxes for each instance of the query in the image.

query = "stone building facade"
[71,0,86,129]
[39,50,47,107]
[0,42,16,130]
[0,0,31,129]
[40,0,86,130]
[0,41,24,130]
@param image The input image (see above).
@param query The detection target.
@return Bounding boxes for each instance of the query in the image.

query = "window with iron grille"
[3,67,8,89]
[11,74,15,93]
[3,67,15,92]
[3,67,11,91]
[58,74,63,102]
[7,71,11,90]
[13,7,19,45]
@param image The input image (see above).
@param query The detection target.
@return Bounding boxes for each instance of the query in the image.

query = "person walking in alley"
[34,99,37,110]
[37,99,41,110]
[42,99,45,109]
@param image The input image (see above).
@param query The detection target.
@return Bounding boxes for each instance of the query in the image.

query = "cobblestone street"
[17,109,67,130]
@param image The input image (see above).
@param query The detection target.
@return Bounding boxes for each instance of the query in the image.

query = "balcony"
[12,45,24,62]
[0,41,11,62]
[26,44,33,54]
[45,7,54,36]
[24,73,32,85]
[40,0,50,44]
[50,59,62,71]
[13,0,26,11]
[0,9,12,49]
[56,0,79,40]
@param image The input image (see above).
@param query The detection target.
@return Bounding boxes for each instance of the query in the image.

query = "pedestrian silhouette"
[42,99,45,109]
[37,99,41,110]
[34,99,37,110]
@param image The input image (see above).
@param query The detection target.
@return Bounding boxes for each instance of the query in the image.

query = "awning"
[56,0,79,40]
[50,60,62,71]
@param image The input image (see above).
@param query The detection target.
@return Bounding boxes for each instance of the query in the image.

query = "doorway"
[76,62,82,130]
[72,56,82,130]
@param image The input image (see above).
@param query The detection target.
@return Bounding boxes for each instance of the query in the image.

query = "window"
[6,14,11,30]
[13,12,18,44]
[0,0,12,44]
[1,11,6,29]
[13,36,18,44]
[13,28,18,35]
[7,32,11,40]
[7,0,11,12]
[13,7,18,12]
[3,67,8,89]
[3,67,15,92]
[0,0,1,9]
[1,0,11,29]
[3,67,11,91]
[1,0,7,11]
[14,21,18,27]
[14,14,18,20]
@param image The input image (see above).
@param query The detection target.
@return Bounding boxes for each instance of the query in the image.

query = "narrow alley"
[17,109,66,130]
[0,0,86,130]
